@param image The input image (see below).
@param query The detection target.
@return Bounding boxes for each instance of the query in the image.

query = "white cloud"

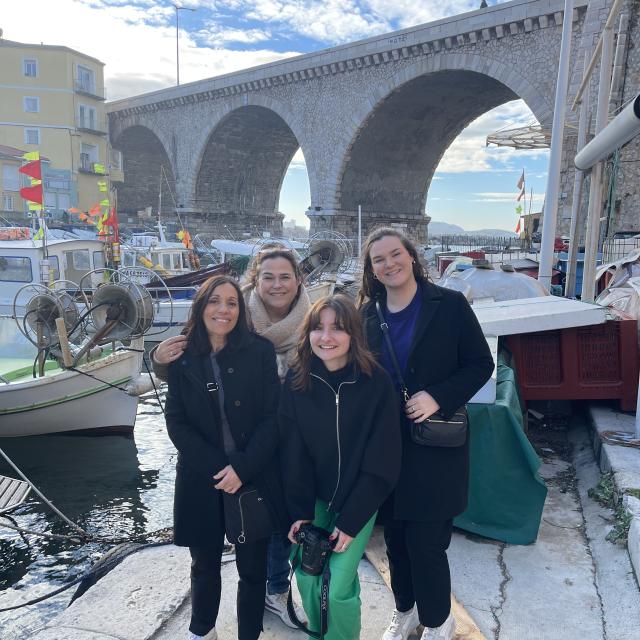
[2,0,301,100]
[435,100,549,174]
[472,192,545,203]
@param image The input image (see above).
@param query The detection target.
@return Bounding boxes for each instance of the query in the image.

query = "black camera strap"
[286,551,331,639]
[375,300,409,402]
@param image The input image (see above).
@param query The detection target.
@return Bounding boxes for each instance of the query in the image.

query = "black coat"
[361,280,494,522]
[165,334,288,547]
[279,359,401,537]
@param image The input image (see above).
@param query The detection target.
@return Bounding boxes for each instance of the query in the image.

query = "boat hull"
[0,349,142,437]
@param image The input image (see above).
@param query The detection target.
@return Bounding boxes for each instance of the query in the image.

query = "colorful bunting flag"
[515,204,523,215]
[89,204,101,217]
[68,207,80,214]
[98,180,108,192]
[33,227,44,241]
[517,170,525,190]
[23,151,40,161]
[515,217,522,234]
[99,198,110,207]
[93,163,106,174]
[19,159,42,181]
[20,183,43,204]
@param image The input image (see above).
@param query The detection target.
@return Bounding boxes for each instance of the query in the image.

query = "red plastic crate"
[505,317,639,411]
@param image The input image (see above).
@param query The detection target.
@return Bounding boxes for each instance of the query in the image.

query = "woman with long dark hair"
[280,295,401,640]
[154,247,310,627]
[357,228,493,640]
[165,275,287,640]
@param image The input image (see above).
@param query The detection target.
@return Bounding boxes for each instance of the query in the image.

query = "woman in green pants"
[279,295,402,639]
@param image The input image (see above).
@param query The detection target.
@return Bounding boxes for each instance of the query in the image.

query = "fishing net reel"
[301,232,353,284]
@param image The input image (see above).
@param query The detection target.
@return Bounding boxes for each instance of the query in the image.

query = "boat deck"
[0,358,59,383]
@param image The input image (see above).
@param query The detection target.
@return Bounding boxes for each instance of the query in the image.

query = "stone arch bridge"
[108,0,600,243]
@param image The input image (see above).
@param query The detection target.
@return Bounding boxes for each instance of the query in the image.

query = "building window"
[2,195,14,211]
[23,59,38,77]
[57,194,70,211]
[24,128,40,145]
[76,65,95,93]
[78,104,97,130]
[80,142,98,171]
[24,96,40,113]
[2,165,20,191]
[44,192,57,209]
[0,256,32,283]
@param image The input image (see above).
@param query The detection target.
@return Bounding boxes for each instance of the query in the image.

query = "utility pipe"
[565,54,590,299]
[538,0,574,292]
[581,25,615,302]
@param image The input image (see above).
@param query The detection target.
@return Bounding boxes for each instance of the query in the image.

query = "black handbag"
[222,485,275,544]
[375,300,468,448]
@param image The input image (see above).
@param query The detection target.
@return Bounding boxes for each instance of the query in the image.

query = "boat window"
[161,254,172,269]
[48,256,60,280]
[93,251,105,270]
[0,256,32,282]
[172,254,183,270]
[71,249,90,271]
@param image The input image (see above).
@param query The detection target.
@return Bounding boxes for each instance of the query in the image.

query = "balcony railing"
[79,160,106,175]
[76,116,107,135]
[74,80,106,100]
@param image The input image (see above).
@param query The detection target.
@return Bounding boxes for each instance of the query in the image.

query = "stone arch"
[326,53,552,241]
[187,97,311,236]
[111,124,177,217]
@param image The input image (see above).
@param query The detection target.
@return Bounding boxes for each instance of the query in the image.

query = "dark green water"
[0,390,175,639]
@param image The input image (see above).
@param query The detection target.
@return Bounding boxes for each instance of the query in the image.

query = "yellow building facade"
[0,38,117,222]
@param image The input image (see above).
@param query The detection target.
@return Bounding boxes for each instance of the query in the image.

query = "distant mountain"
[428,221,517,238]
[428,221,465,235]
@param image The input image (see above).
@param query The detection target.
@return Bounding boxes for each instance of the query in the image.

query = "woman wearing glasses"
[153,245,310,628]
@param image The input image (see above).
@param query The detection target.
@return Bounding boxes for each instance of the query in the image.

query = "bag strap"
[286,551,331,639]
[375,300,409,403]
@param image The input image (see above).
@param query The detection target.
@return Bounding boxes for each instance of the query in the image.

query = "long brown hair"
[184,275,250,355]
[291,294,377,391]
[356,227,428,307]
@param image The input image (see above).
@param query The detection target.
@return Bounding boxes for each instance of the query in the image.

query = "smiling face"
[368,234,416,291]
[202,282,240,346]
[309,307,351,372]
[256,256,300,319]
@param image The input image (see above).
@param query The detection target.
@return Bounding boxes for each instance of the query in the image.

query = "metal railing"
[74,80,106,100]
[602,236,640,263]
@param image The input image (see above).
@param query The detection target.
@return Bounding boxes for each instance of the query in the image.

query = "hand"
[213,465,242,493]
[330,527,354,553]
[153,335,187,365]
[288,519,312,545]
[405,390,440,423]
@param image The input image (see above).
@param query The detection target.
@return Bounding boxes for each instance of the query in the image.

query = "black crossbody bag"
[204,380,276,544]
[375,301,468,448]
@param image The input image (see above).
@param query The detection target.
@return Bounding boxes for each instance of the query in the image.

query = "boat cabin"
[0,228,105,315]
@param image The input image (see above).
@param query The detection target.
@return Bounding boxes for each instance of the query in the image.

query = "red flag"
[88,204,101,217]
[19,159,42,181]
[517,170,525,190]
[515,218,522,234]
[20,184,43,204]
[104,207,120,242]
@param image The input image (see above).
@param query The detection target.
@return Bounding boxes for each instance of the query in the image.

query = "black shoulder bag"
[204,380,276,544]
[375,300,468,448]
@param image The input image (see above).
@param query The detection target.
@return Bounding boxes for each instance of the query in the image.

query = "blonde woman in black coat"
[165,275,287,640]
[357,228,494,640]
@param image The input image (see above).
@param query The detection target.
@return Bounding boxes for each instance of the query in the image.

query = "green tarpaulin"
[454,356,547,545]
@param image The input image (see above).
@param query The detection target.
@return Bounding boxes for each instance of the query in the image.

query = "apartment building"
[0,38,121,222]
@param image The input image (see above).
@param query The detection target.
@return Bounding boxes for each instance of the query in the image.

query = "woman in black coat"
[357,228,494,640]
[165,275,286,640]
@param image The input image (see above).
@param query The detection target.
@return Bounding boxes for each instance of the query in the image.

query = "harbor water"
[0,389,175,639]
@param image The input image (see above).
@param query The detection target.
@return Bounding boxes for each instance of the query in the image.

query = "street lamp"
[173,4,196,86]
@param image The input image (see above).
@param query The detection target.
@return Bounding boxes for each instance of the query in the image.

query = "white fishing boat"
[0,227,105,316]
[0,273,155,437]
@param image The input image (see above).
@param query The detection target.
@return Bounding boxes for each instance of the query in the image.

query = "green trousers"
[293,500,377,640]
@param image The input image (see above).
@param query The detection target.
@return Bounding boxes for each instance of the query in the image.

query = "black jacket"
[279,358,401,537]
[165,334,288,546]
[361,280,494,521]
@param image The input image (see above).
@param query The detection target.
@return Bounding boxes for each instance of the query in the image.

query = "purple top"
[380,286,423,393]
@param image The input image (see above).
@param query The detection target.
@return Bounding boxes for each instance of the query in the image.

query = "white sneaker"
[265,591,307,629]
[420,612,455,640]
[382,606,420,640]
[188,628,218,640]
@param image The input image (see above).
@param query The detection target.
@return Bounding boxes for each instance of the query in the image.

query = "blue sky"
[4,0,550,231]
